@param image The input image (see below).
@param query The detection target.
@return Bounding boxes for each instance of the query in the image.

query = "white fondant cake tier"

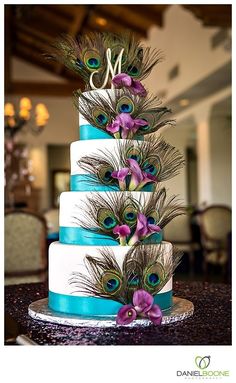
[59,191,153,228]
[70,138,142,175]
[49,241,173,297]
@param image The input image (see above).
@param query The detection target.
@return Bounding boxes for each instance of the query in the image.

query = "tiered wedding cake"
[47,33,187,325]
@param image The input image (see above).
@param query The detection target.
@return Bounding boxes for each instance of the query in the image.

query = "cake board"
[28,296,194,328]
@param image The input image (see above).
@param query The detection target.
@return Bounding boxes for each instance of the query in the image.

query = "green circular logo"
[195,356,211,370]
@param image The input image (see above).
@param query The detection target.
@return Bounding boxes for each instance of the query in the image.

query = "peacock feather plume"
[46,32,163,89]
[68,244,182,304]
[72,189,185,245]
[123,244,183,298]
[74,88,174,138]
[77,136,185,190]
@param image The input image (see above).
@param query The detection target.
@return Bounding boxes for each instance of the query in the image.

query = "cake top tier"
[48,32,163,91]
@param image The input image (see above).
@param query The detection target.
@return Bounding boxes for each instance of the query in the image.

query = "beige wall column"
[194,105,212,206]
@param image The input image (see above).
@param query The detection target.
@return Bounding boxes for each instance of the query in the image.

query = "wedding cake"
[47,32,186,325]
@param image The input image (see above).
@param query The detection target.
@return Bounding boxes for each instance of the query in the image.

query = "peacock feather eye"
[98,165,115,185]
[142,156,161,176]
[143,263,165,292]
[138,113,155,133]
[93,109,109,126]
[122,205,138,226]
[146,210,159,225]
[97,208,118,231]
[127,64,140,78]
[101,271,122,294]
[116,96,135,114]
[126,146,142,164]
[83,50,101,70]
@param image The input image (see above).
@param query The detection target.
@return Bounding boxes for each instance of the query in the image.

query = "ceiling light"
[96,17,107,27]
[179,98,190,107]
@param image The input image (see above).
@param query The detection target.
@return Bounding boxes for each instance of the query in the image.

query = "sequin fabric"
[5,281,231,345]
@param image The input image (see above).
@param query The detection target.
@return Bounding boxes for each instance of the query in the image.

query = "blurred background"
[4,4,231,285]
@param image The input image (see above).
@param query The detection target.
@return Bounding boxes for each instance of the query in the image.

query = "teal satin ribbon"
[79,124,144,141]
[49,290,172,315]
[70,174,155,192]
[59,226,162,246]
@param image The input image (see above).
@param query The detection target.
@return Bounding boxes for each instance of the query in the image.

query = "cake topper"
[77,137,185,191]
[47,32,163,90]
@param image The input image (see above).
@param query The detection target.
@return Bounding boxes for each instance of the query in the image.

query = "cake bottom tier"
[49,241,173,316]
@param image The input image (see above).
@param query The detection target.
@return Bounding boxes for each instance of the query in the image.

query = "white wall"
[143,4,231,101]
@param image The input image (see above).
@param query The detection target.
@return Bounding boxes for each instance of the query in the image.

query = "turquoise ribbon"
[79,124,144,141]
[70,174,155,192]
[59,226,162,246]
[60,226,118,246]
[49,290,172,315]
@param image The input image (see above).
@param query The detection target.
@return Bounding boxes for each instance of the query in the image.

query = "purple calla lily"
[133,289,153,314]
[128,213,161,245]
[113,224,131,246]
[112,73,147,97]
[116,304,137,325]
[106,113,147,139]
[116,289,162,326]
[126,159,157,191]
[111,168,129,190]
[147,304,163,325]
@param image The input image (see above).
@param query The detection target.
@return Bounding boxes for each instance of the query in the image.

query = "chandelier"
[4,97,49,138]
[4,97,49,209]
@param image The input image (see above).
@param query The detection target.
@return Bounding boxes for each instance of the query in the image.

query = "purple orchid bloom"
[112,73,147,97]
[128,213,161,246]
[106,113,147,139]
[113,224,131,246]
[116,289,162,326]
[111,168,129,190]
[127,158,157,191]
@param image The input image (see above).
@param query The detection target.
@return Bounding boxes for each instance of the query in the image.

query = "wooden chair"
[4,210,48,285]
[198,205,231,281]
[163,212,201,278]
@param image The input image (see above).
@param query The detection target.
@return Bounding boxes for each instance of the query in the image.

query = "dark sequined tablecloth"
[5,281,231,345]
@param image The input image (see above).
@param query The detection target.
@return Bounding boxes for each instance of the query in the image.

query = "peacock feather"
[72,189,185,245]
[68,248,127,303]
[46,32,163,89]
[123,244,183,297]
[46,33,106,88]
[77,136,185,190]
[72,192,139,239]
[68,244,182,304]
[74,88,174,138]
[141,188,186,229]
[103,31,163,81]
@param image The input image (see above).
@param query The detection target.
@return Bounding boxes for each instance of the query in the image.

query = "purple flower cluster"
[116,289,162,326]
[112,212,161,246]
[112,73,147,97]
[111,158,157,191]
[106,113,147,139]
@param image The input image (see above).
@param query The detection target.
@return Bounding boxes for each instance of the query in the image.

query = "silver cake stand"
[28,297,194,328]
